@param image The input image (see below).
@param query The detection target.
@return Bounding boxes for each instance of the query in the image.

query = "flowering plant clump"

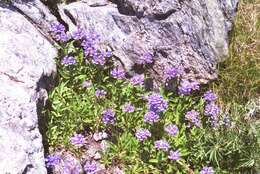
[45,23,259,174]
[168,150,181,161]
[70,134,85,146]
[135,128,151,141]
[164,124,179,136]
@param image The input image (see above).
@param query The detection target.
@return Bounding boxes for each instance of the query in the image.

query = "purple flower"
[92,52,106,65]
[144,111,159,124]
[138,52,153,64]
[105,50,112,57]
[50,23,65,33]
[147,93,168,113]
[61,56,77,66]
[205,102,220,117]
[130,74,144,86]
[63,155,82,174]
[45,154,61,168]
[200,167,214,174]
[102,109,115,125]
[82,33,100,46]
[81,32,100,58]
[205,102,220,127]
[50,23,69,42]
[72,27,85,40]
[95,89,106,98]
[135,128,151,141]
[111,67,125,80]
[178,80,200,95]
[154,139,170,151]
[220,115,231,128]
[82,80,92,89]
[122,103,135,113]
[185,110,201,127]
[84,161,97,174]
[168,150,181,161]
[164,124,179,136]
[70,134,85,146]
[82,39,97,57]
[164,67,178,80]
[55,31,70,42]
[85,47,97,57]
[203,90,217,102]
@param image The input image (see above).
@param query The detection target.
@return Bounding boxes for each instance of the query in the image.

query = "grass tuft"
[211,0,260,105]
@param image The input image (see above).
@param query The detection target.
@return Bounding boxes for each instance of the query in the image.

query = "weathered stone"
[10,0,58,41]
[0,4,56,174]
[59,0,238,85]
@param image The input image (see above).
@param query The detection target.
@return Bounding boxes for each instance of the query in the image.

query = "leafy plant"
[45,22,259,174]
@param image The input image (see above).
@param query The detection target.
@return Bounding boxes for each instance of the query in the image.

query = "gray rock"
[93,131,108,141]
[82,0,109,7]
[59,0,238,85]
[0,4,56,174]
[10,0,58,42]
[93,152,102,160]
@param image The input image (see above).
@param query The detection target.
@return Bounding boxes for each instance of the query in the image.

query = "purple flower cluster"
[130,74,144,86]
[70,134,85,146]
[178,80,200,95]
[61,56,77,66]
[50,23,65,33]
[95,89,106,98]
[63,156,82,174]
[92,52,106,65]
[122,103,135,113]
[84,161,97,174]
[154,139,170,151]
[111,67,125,80]
[147,93,168,113]
[135,128,151,141]
[204,103,220,117]
[219,115,232,128]
[82,80,92,89]
[105,50,112,57]
[164,67,178,80]
[45,154,61,168]
[200,166,214,174]
[185,110,201,127]
[81,39,97,57]
[72,27,86,40]
[164,124,179,136]
[101,109,115,125]
[203,90,221,127]
[144,111,159,124]
[138,52,153,64]
[205,102,220,127]
[168,150,181,161]
[80,32,112,66]
[50,23,69,42]
[203,90,217,102]
[46,153,82,174]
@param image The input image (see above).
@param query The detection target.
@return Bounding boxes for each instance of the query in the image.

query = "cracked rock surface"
[59,0,238,85]
[0,3,56,174]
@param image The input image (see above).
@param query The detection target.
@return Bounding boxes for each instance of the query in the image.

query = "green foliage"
[46,34,259,173]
